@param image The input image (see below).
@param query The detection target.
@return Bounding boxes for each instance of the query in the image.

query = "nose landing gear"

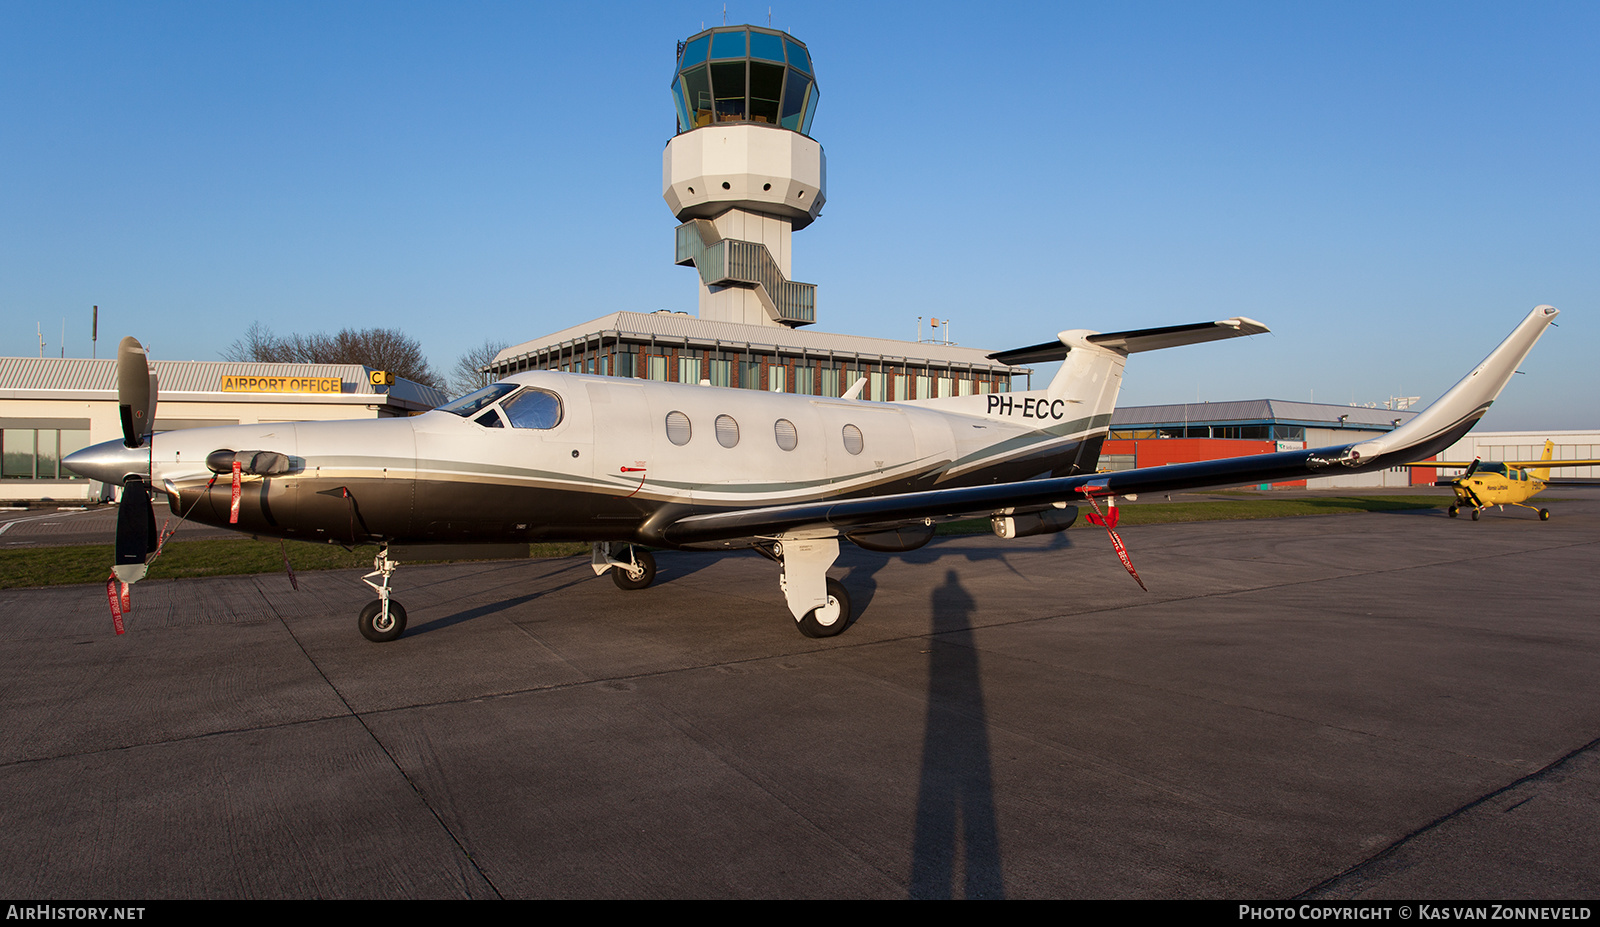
[359,546,407,642]
[592,542,658,590]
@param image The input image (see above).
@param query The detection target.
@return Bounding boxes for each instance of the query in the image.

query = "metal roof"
[1113,399,1418,430]
[494,311,1024,371]
[0,357,447,409]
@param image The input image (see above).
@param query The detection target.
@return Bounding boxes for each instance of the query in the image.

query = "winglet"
[1345,306,1558,465]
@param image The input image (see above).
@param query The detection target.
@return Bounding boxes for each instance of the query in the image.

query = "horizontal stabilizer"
[989,318,1269,365]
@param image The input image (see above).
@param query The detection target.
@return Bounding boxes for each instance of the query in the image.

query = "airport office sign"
[220,375,344,394]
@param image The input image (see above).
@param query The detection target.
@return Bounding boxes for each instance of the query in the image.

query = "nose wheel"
[612,547,657,590]
[359,598,407,642]
[359,546,407,642]
[593,542,657,590]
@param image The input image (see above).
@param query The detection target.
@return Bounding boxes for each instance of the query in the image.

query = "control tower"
[491,24,1024,401]
[663,25,824,328]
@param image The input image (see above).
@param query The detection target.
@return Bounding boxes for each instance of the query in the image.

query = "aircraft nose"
[63,439,150,484]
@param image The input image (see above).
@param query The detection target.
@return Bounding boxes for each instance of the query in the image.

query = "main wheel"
[1471,508,1481,521]
[1448,506,1459,518]
[1539,508,1550,520]
[359,598,408,643]
[612,548,657,590]
[796,577,851,639]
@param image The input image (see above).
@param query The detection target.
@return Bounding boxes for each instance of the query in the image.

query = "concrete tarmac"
[2,490,1598,899]
[0,500,237,549]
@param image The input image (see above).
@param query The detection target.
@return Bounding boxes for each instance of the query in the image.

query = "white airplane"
[65,306,1559,642]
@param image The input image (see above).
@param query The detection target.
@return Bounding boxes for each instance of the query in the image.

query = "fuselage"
[121,372,1108,549]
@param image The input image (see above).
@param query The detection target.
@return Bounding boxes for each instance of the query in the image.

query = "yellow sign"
[220,375,344,394]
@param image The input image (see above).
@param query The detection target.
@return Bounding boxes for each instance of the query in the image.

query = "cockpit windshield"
[437,382,518,418]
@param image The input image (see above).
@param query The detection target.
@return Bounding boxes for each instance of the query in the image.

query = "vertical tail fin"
[1531,439,1555,481]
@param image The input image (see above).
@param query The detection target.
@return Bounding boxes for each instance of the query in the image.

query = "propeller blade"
[117,337,152,448]
[113,474,157,584]
[1462,457,1481,479]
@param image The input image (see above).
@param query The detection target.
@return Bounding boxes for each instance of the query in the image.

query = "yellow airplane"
[1410,440,1600,521]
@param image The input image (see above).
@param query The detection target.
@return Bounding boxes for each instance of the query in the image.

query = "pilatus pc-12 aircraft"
[65,305,1559,642]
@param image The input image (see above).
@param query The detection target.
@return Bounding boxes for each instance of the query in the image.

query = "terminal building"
[488,24,1024,400]
[1105,402,1600,489]
[1106,400,1424,489]
[0,357,443,503]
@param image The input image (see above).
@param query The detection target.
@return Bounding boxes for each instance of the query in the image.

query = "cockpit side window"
[438,382,518,418]
[501,388,563,430]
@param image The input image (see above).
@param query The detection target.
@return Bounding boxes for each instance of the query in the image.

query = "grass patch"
[2,496,1441,589]
[0,538,589,590]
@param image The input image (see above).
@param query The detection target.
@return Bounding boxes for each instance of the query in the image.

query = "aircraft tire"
[1471,509,1480,521]
[1540,508,1550,520]
[612,548,657,590]
[796,577,851,638]
[359,599,407,643]
[1448,506,1458,518]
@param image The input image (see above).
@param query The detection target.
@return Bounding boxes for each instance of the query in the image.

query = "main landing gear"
[593,535,854,639]
[1449,503,1552,522]
[360,546,407,642]
[771,532,852,639]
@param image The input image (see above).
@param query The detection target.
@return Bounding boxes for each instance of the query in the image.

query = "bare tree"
[223,324,440,387]
[449,338,509,397]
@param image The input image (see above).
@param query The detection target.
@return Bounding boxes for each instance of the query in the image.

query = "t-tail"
[978,317,1272,468]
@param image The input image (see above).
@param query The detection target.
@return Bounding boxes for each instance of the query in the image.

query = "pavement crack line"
[254,578,506,899]
[1294,732,1600,899]
[634,698,905,890]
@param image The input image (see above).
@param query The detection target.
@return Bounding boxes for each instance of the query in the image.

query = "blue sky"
[4,1,1596,430]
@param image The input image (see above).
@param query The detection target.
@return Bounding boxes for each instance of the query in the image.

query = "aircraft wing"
[655,306,1559,547]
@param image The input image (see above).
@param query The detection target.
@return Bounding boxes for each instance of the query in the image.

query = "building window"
[1,428,90,480]
[820,367,840,397]
[740,360,762,390]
